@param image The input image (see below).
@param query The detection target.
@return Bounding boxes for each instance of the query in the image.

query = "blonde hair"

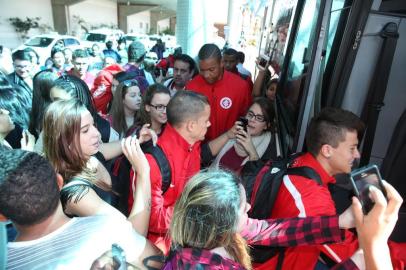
[170,169,252,269]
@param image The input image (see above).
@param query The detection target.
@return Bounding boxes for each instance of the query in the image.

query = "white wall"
[0,0,54,49]
[157,18,170,33]
[69,0,117,37]
[127,11,150,34]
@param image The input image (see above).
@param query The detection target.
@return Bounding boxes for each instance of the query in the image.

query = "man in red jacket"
[260,107,406,270]
[186,43,251,141]
[128,91,211,254]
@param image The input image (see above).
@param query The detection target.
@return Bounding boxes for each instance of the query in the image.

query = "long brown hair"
[109,79,141,136]
[43,99,88,182]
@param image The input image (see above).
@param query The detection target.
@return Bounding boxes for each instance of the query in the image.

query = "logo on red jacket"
[220,97,232,109]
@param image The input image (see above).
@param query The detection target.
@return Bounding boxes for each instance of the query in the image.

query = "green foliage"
[161,27,174,35]
[8,17,41,40]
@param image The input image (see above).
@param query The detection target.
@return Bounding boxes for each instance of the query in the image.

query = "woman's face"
[236,184,251,232]
[50,87,72,101]
[266,82,277,101]
[123,86,142,113]
[80,110,101,157]
[146,93,170,125]
[53,52,65,68]
[246,103,268,136]
[0,109,15,136]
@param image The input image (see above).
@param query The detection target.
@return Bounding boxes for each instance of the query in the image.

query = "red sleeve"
[156,59,168,69]
[246,76,253,93]
[145,154,174,234]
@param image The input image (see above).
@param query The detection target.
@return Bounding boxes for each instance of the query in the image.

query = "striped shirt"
[7,215,146,270]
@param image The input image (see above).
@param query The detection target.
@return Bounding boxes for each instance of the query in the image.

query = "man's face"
[199,57,223,85]
[104,56,116,67]
[222,54,238,72]
[191,104,211,143]
[328,130,360,175]
[173,60,193,88]
[73,57,89,77]
[13,59,32,79]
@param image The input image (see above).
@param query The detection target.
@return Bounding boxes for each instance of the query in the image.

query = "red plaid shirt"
[164,216,359,269]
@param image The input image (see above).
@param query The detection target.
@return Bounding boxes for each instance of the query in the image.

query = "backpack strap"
[286,166,322,185]
[250,155,322,220]
[251,164,287,219]
[144,145,172,194]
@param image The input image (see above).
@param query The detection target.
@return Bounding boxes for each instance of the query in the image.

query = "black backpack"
[241,153,322,266]
[113,143,171,216]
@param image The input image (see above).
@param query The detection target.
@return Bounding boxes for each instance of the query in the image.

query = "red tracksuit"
[128,124,201,254]
[186,71,252,141]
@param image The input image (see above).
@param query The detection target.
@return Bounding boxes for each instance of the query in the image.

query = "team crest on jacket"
[220,97,232,109]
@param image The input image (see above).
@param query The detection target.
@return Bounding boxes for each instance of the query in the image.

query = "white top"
[7,215,146,270]
[237,63,252,78]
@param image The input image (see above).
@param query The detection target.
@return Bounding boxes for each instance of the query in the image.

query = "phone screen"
[259,58,267,68]
[350,165,387,214]
[258,54,269,68]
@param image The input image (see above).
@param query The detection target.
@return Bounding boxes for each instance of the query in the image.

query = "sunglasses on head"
[122,79,139,87]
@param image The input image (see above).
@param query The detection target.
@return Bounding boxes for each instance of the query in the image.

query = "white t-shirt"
[7,215,146,270]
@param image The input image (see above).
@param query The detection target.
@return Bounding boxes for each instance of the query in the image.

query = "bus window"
[277,0,322,152]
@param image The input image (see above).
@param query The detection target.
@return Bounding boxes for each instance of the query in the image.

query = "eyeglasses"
[14,64,30,70]
[149,104,167,112]
[246,111,266,122]
[123,79,138,87]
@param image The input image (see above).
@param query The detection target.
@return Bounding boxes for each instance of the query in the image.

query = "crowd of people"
[0,36,405,270]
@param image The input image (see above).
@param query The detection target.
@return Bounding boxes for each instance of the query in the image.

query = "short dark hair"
[106,40,113,50]
[51,46,64,59]
[72,48,89,60]
[0,150,60,226]
[306,107,365,156]
[198,43,221,62]
[174,54,196,73]
[167,90,209,127]
[12,49,31,62]
[237,51,245,63]
[223,48,238,57]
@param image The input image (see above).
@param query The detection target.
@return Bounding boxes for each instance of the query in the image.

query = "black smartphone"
[238,117,248,132]
[349,165,387,214]
[112,244,127,270]
[258,54,270,68]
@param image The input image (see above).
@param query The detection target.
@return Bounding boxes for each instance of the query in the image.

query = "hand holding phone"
[112,244,127,270]
[349,165,387,214]
[258,54,270,69]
